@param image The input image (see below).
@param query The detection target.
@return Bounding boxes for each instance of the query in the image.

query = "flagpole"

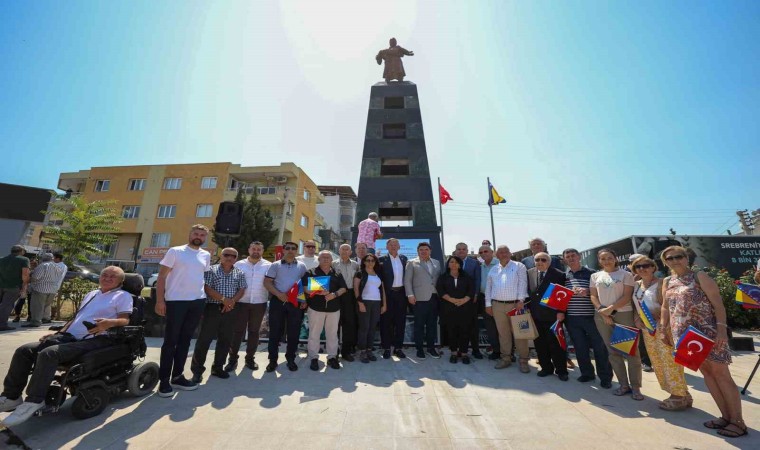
[438,177,446,257]
[488,177,496,246]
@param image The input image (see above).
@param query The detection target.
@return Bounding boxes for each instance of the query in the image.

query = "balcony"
[314,212,325,227]
[223,186,289,205]
[271,213,295,232]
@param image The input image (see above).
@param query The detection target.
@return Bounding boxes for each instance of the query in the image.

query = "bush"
[703,267,760,330]
[55,278,98,320]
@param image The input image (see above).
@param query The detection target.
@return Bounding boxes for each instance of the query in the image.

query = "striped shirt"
[484,260,528,307]
[30,261,66,294]
[565,266,596,316]
[203,264,247,303]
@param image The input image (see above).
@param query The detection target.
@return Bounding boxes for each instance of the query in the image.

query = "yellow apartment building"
[57,162,325,276]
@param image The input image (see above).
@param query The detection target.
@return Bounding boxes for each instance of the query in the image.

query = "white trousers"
[307,308,341,359]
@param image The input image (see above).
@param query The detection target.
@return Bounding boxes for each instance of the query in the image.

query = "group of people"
[0,226,750,438]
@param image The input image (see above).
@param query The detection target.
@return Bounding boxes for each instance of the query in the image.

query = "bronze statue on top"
[375,38,414,84]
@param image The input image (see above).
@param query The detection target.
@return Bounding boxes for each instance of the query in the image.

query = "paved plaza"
[0,326,758,450]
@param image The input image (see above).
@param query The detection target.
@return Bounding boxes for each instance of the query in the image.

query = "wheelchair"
[40,273,159,420]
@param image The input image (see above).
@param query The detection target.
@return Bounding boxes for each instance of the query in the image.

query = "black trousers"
[339,293,358,355]
[442,300,473,353]
[413,296,438,350]
[381,288,407,349]
[229,303,267,363]
[191,303,238,375]
[474,294,500,353]
[267,297,304,362]
[534,319,568,375]
[159,299,205,382]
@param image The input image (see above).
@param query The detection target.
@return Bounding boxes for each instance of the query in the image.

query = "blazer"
[403,258,441,302]
[436,272,473,301]
[526,266,567,322]
[378,253,408,296]
[460,256,481,298]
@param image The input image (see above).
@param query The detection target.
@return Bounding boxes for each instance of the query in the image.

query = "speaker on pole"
[215,201,243,235]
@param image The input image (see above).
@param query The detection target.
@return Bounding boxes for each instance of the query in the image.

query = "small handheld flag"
[673,325,715,371]
[610,324,640,356]
[735,282,760,309]
[305,276,330,297]
[549,320,567,350]
[488,182,506,206]
[539,283,574,312]
[439,184,453,204]
[286,282,304,306]
[636,300,657,335]
[507,307,527,317]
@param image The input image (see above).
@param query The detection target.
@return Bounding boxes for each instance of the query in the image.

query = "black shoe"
[472,351,484,360]
[558,373,569,381]
[577,375,595,383]
[211,367,230,379]
[41,319,52,324]
[171,376,199,391]
[416,349,426,359]
[449,355,458,364]
[342,354,355,362]
[600,380,612,389]
[224,361,238,372]
[394,349,406,359]
[510,354,516,363]
[310,359,319,371]
[537,370,553,378]
[287,360,298,371]
[327,358,340,370]
[360,351,370,363]
[157,381,174,398]
[367,351,377,362]
[427,348,441,359]
[488,352,501,361]
[462,355,471,365]
[245,359,258,371]
[266,361,277,372]
[191,373,203,384]
[12,317,20,323]
[22,323,40,328]
[382,349,392,359]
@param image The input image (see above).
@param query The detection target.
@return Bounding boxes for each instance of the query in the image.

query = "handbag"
[509,308,539,340]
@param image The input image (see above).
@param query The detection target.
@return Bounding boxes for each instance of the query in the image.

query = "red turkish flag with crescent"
[439,184,453,204]
[673,326,715,371]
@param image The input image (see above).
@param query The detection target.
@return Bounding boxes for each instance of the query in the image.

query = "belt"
[492,299,518,303]
[391,286,404,291]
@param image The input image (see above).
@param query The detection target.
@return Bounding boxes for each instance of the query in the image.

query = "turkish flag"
[540,283,574,312]
[439,184,453,204]
[286,282,300,307]
[673,326,715,371]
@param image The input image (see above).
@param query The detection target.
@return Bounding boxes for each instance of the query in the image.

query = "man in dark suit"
[527,252,569,381]
[378,238,409,359]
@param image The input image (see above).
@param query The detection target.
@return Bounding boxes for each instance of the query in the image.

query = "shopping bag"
[509,308,539,340]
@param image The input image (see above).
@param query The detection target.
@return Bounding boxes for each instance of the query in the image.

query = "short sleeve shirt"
[266,259,307,293]
[235,258,272,304]
[356,219,381,248]
[160,245,211,301]
[67,289,134,339]
[204,264,247,303]
[0,255,30,289]
[591,269,635,312]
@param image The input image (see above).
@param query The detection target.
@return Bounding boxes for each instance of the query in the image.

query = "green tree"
[42,195,122,266]
[212,188,278,257]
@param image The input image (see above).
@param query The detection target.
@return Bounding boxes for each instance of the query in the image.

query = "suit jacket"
[404,258,441,302]
[460,256,481,299]
[378,253,408,297]
[526,266,567,322]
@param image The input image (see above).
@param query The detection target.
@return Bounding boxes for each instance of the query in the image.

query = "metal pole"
[488,177,496,246]
[438,177,445,257]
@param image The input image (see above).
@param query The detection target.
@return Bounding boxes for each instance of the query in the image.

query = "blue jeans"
[565,315,612,382]
[159,299,205,382]
[413,296,438,350]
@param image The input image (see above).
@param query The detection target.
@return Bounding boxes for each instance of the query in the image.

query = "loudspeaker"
[215,201,243,235]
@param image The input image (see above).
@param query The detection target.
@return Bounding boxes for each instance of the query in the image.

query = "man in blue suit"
[378,238,408,359]
[454,243,483,359]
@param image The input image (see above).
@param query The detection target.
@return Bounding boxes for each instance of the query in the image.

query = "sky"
[1,0,758,255]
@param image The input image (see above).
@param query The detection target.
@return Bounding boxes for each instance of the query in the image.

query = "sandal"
[703,417,729,429]
[658,396,691,411]
[613,386,632,396]
[717,420,748,438]
[631,389,644,401]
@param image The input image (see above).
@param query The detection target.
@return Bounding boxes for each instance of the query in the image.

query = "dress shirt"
[30,261,66,294]
[480,258,499,293]
[389,254,404,287]
[234,258,272,304]
[203,264,247,303]
[332,258,360,289]
[485,260,528,307]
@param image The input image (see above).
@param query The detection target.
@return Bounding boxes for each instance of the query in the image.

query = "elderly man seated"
[0,266,133,427]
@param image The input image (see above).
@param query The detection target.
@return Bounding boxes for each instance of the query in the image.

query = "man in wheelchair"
[0,266,135,426]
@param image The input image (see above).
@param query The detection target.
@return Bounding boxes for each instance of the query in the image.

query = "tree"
[212,188,278,257]
[42,195,122,266]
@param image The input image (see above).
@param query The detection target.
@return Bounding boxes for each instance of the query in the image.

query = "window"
[300,214,309,228]
[157,205,176,218]
[196,204,213,218]
[384,96,404,109]
[150,233,171,247]
[162,178,182,190]
[229,179,244,191]
[201,177,217,189]
[286,202,295,216]
[258,186,276,195]
[128,179,146,191]
[380,158,410,176]
[122,206,141,219]
[382,123,406,139]
[94,180,110,192]
[303,190,311,201]
[378,201,413,226]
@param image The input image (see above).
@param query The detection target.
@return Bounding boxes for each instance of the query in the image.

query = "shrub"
[702,267,760,330]
[54,278,98,320]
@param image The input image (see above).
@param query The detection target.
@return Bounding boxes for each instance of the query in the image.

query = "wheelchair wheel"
[45,385,67,407]
[127,361,159,397]
[71,387,109,420]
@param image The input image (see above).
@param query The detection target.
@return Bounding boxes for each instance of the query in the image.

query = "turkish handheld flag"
[439,184,453,204]
[673,326,715,371]
[539,283,574,312]
[286,282,300,307]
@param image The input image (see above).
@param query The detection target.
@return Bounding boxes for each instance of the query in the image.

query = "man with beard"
[155,225,212,397]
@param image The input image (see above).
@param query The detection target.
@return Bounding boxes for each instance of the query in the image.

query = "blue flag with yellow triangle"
[488,182,506,206]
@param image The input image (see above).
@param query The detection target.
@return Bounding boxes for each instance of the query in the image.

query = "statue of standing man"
[376,38,414,84]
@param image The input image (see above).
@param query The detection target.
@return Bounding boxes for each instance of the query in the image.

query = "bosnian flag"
[673,325,714,371]
[287,282,305,306]
[610,324,639,356]
[539,283,574,312]
[636,301,657,335]
[305,276,330,297]
[735,282,760,309]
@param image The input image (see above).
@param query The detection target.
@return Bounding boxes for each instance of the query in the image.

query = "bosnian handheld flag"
[305,276,331,297]
[549,320,567,350]
[636,300,657,335]
[735,282,760,309]
[539,283,574,312]
[673,325,715,371]
[610,324,639,356]
[286,282,305,306]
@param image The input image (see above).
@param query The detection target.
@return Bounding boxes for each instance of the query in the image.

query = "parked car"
[64,265,100,283]
[147,273,158,287]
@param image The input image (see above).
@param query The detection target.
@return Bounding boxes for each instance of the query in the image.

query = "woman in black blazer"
[436,256,474,364]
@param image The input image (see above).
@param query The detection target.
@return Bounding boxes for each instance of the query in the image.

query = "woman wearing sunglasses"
[353,254,387,363]
[630,256,691,411]
[660,246,746,438]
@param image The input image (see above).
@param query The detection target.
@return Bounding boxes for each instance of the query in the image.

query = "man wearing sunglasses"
[297,240,319,270]
[264,241,308,372]
[191,248,247,383]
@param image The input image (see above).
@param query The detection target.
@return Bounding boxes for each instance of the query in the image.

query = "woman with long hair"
[353,254,387,364]
[436,255,474,364]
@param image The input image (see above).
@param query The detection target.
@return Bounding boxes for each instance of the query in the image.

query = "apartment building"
[57,162,324,275]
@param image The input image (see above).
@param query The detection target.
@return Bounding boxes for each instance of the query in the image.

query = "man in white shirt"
[228,241,272,371]
[297,240,319,270]
[154,224,212,397]
[485,245,530,372]
[378,238,408,359]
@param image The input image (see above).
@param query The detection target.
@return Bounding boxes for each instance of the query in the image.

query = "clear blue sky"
[1,1,757,254]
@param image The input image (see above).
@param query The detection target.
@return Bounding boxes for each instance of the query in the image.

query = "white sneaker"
[1,401,44,427]
[0,396,23,413]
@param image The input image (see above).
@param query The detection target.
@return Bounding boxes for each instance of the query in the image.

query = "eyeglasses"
[283,246,297,250]
[305,245,316,248]
[664,254,686,262]
[534,258,549,262]
[222,254,237,258]
[633,263,654,270]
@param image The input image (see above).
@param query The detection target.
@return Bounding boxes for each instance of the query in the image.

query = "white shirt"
[160,245,211,301]
[389,254,404,287]
[55,261,67,289]
[590,269,635,312]
[362,275,382,301]
[297,255,319,271]
[234,258,272,304]
[634,280,660,312]
[67,289,133,340]
[485,260,528,307]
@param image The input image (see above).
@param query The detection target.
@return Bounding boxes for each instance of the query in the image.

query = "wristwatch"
[610,309,617,316]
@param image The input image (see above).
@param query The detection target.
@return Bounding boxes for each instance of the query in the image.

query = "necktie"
[538,271,545,285]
